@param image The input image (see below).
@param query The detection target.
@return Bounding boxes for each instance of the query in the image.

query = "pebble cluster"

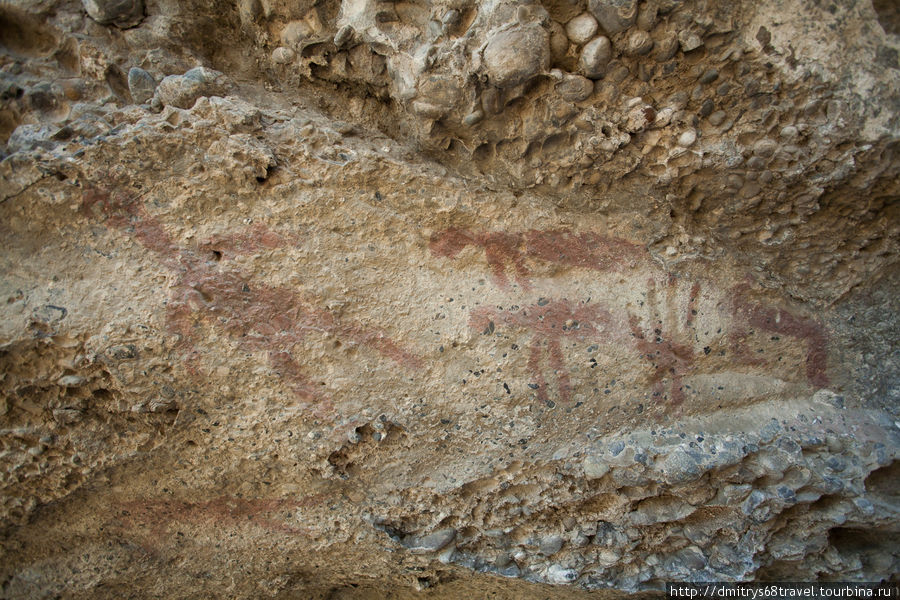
[374,395,899,590]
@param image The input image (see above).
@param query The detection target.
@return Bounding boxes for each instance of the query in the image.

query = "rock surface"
[1,0,898,598]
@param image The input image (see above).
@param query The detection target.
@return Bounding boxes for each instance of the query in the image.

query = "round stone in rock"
[183,67,226,86]
[546,564,579,584]
[272,47,295,64]
[625,29,654,56]
[539,535,564,555]
[708,110,727,126]
[281,20,313,46]
[402,528,456,554]
[588,0,637,35]
[483,24,550,88]
[82,0,143,28]
[127,67,156,104]
[655,33,679,61]
[678,129,697,147]
[566,12,599,45]
[678,29,704,52]
[579,35,612,78]
[549,21,570,64]
[156,75,200,109]
[556,74,594,102]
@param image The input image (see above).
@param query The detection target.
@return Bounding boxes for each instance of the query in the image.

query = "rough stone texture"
[0,0,898,598]
[82,0,144,29]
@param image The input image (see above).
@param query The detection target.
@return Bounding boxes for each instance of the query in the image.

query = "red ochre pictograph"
[469,300,618,405]
[432,228,830,406]
[82,187,421,415]
[429,228,645,290]
[118,494,327,539]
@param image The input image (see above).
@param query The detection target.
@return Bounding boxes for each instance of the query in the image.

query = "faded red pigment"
[198,222,292,260]
[82,188,421,411]
[628,277,699,406]
[119,495,325,537]
[469,300,618,404]
[430,229,645,289]
[731,283,829,388]
[433,228,831,405]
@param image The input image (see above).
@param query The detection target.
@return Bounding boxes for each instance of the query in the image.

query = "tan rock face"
[0,0,898,598]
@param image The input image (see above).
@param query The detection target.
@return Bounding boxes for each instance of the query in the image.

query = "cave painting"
[470,300,618,405]
[429,228,645,290]
[627,277,702,405]
[82,188,421,414]
[730,282,829,388]
[431,228,829,405]
[118,495,325,540]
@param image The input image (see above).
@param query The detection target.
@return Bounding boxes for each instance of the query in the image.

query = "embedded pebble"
[637,3,657,30]
[607,63,630,83]
[556,74,594,102]
[652,106,674,128]
[184,66,226,86]
[481,87,502,114]
[127,67,156,104]
[539,535,564,555]
[668,91,689,109]
[708,110,727,126]
[281,21,314,46]
[699,69,719,84]
[588,0,638,35]
[272,47,295,64]
[655,34,679,61]
[412,100,443,119]
[442,9,460,27]
[82,0,144,28]
[625,30,654,56]
[658,448,702,483]
[677,130,697,147]
[463,109,484,126]
[753,139,778,157]
[334,25,353,48]
[578,36,612,79]
[549,22,570,64]
[583,454,610,478]
[57,375,86,387]
[483,24,550,88]
[403,528,456,553]
[155,67,227,109]
[566,13,599,45]
[624,103,655,132]
[546,564,579,584]
[780,125,799,139]
[678,30,703,52]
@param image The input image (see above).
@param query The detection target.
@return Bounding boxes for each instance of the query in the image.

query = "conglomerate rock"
[0,0,898,598]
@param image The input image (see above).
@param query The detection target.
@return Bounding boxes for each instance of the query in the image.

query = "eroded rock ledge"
[1,0,898,598]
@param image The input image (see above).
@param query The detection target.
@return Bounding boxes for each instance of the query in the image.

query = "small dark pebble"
[699,69,719,84]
